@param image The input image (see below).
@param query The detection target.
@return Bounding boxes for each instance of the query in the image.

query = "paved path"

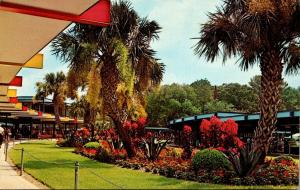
[0,142,40,189]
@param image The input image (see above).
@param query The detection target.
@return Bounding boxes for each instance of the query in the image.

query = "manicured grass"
[9,141,297,189]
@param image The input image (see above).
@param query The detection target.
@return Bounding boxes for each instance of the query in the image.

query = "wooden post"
[5,141,8,161]
[74,161,79,190]
[20,148,24,176]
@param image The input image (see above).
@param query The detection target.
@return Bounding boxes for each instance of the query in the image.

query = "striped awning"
[0,0,110,113]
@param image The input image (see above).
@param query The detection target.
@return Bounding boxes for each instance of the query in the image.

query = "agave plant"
[226,147,263,177]
[142,137,169,161]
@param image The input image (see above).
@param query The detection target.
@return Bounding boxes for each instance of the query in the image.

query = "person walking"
[0,132,3,149]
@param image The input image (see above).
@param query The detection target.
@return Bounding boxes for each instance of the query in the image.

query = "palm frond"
[194,8,241,62]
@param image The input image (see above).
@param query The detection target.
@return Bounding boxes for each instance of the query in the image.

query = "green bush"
[191,149,231,171]
[84,142,100,149]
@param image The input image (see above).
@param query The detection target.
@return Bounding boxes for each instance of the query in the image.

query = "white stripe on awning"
[0,86,8,96]
[0,65,21,83]
[0,11,69,64]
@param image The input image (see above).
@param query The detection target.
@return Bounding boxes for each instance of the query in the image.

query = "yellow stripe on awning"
[28,109,36,115]
[15,102,22,109]
[7,89,17,97]
[24,54,43,69]
[61,117,70,122]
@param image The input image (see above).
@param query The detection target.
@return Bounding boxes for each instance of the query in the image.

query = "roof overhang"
[0,0,110,114]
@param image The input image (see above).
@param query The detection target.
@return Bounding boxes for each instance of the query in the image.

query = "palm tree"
[36,72,67,137]
[69,95,99,139]
[51,0,164,157]
[194,0,300,159]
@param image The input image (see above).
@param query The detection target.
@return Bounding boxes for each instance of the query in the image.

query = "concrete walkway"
[0,143,40,189]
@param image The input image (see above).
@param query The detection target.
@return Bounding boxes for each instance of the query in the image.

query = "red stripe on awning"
[38,111,43,116]
[0,0,110,26]
[9,97,18,103]
[22,106,28,111]
[9,76,22,87]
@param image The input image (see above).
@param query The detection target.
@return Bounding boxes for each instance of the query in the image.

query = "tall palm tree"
[36,72,67,137]
[51,0,164,157]
[194,0,300,159]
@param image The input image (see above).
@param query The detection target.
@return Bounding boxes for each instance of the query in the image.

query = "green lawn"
[9,141,297,189]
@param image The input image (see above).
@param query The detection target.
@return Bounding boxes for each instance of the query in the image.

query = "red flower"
[210,116,222,127]
[215,147,226,152]
[82,128,90,137]
[234,137,245,148]
[109,128,115,135]
[281,160,288,165]
[137,117,147,127]
[123,121,132,130]
[199,119,211,133]
[132,122,139,130]
[183,125,192,134]
[221,118,238,136]
[145,132,153,138]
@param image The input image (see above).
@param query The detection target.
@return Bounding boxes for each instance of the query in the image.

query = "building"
[168,110,300,154]
[0,96,83,139]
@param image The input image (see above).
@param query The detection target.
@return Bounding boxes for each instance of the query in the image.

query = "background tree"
[190,79,213,112]
[146,84,200,126]
[35,72,67,137]
[194,0,300,159]
[205,100,234,113]
[281,86,300,110]
[218,83,257,112]
[52,1,164,157]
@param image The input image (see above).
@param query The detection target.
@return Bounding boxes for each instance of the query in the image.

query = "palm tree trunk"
[253,49,283,159]
[53,97,65,138]
[101,60,135,157]
[83,103,97,140]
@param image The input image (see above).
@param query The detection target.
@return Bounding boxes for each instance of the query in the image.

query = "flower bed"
[68,117,299,186]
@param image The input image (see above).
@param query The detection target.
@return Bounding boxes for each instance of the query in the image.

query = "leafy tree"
[282,86,300,110]
[194,0,300,159]
[51,1,164,157]
[190,79,213,112]
[146,84,200,126]
[35,72,67,137]
[218,83,257,112]
[205,100,234,113]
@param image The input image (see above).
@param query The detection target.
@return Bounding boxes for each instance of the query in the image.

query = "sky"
[16,0,300,96]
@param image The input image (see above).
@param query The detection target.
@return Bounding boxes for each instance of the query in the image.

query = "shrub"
[192,149,231,171]
[96,147,114,163]
[229,177,242,185]
[212,176,224,184]
[273,155,296,165]
[241,176,256,186]
[199,116,244,150]
[255,157,299,185]
[84,142,100,149]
